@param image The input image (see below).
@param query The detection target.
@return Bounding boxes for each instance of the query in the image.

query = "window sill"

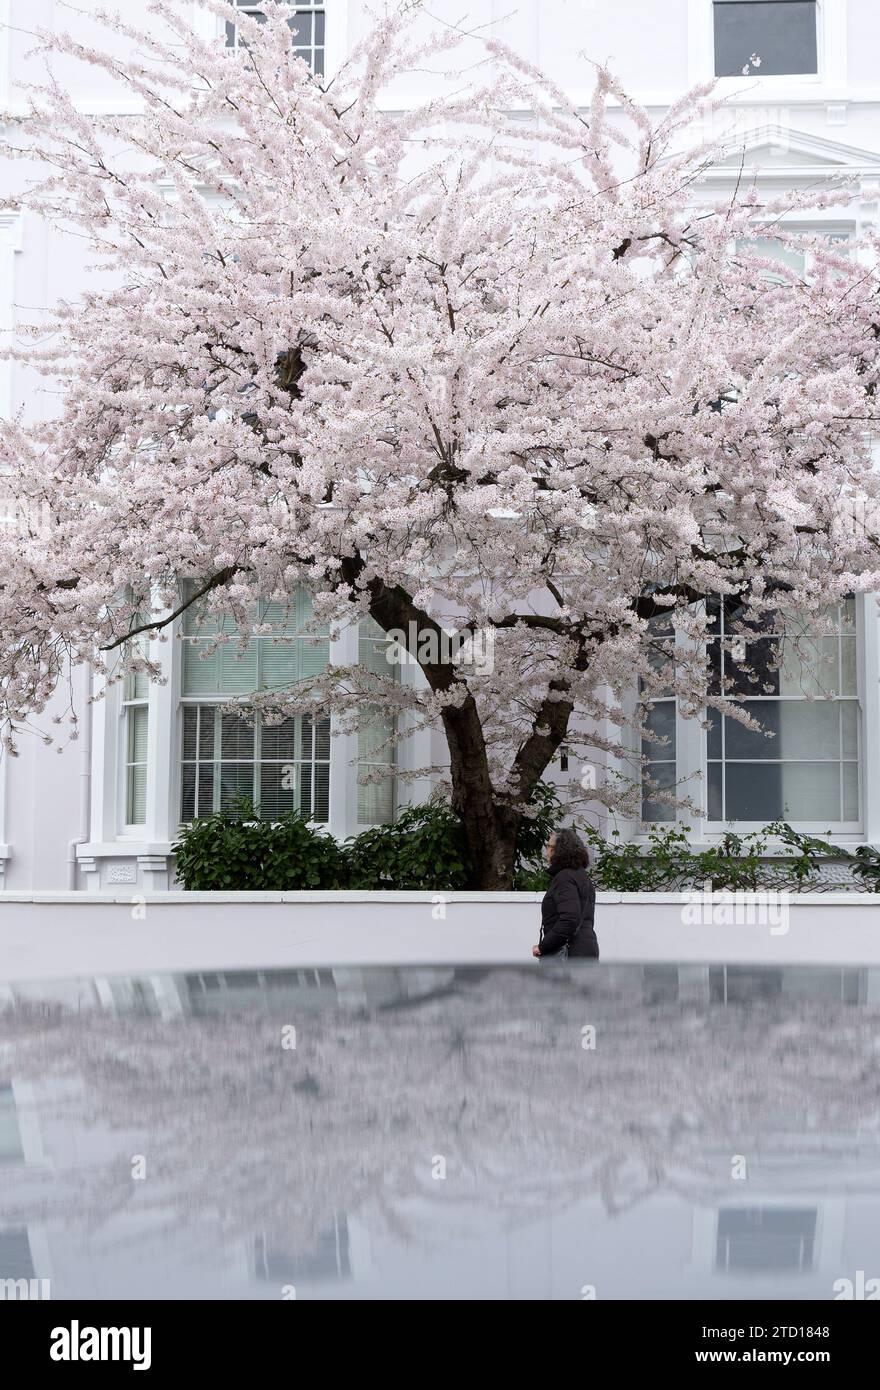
[76,842,175,859]
[632,831,866,851]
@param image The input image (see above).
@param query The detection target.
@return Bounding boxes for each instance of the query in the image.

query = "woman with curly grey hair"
[531,828,599,961]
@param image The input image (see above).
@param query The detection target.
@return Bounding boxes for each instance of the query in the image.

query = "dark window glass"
[227,3,325,77]
[713,2,818,78]
[716,1207,816,1272]
[0,1228,35,1278]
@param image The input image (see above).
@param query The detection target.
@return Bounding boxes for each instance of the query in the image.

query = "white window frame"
[701,598,863,835]
[218,0,331,78]
[122,684,150,831]
[172,607,407,837]
[635,598,866,841]
[178,702,332,825]
[688,0,847,93]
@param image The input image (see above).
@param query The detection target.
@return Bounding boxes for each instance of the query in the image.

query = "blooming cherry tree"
[3,1,880,886]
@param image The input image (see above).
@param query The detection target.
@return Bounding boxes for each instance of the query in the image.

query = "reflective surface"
[1,963,879,1300]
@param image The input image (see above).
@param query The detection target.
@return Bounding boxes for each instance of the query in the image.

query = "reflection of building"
[716,1208,818,1274]
[252,1213,377,1293]
[255,1217,353,1284]
[1,962,879,1299]
[0,1078,51,1295]
[639,963,880,1005]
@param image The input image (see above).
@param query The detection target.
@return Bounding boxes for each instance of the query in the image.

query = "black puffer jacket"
[539,864,599,958]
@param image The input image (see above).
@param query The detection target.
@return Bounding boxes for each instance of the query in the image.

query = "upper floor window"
[713,1,818,77]
[226,1,326,77]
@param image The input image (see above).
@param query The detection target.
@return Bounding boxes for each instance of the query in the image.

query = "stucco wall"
[1,891,879,982]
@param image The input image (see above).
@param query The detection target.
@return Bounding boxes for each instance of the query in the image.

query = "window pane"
[358,775,393,826]
[707,762,723,820]
[713,2,817,78]
[641,700,675,757]
[199,706,215,758]
[722,761,840,821]
[126,706,149,824]
[181,764,196,823]
[183,642,224,695]
[842,702,859,758]
[127,765,148,824]
[841,637,858,696]
[124,666,149,702]
[299,763,312,817]
[258,761,293,819]
[723,636,781,696]
[260,717,296,762]
[313,761,330,822]
[198,766,215,818]
[218,643,260,695]
[219,762,254,810]
[707,709,722,759]
[778,637,840,697]
[357,703,394,824]
[260,642,301,688]
[184,704,329,824]
[298,637,330,679]
[843,762,859,821]
[127,705,149,763]
[220,713,255,761]
[182,706,199,760]
[642,761,677,823]
[290,12,312,44]
[722,700,842,761]
[315,715,331,760]
[358,711,393,761]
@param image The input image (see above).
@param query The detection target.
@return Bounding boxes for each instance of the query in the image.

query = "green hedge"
[582,821,880,893]
[171,794,880,892]
[172,805,349,891]
[172,792,555,892]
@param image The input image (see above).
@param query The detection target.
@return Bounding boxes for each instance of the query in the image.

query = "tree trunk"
[456,796,522,890]
[338,564,566,890]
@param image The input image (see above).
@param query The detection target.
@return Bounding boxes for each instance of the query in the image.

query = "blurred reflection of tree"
[0,965,878,1256]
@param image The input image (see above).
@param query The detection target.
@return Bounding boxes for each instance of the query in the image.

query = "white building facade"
[2,0,880,890]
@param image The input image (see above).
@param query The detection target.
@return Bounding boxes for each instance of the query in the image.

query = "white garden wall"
[1,891,879,983]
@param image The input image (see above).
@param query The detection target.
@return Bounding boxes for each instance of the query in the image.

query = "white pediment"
[714,124,880,173]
